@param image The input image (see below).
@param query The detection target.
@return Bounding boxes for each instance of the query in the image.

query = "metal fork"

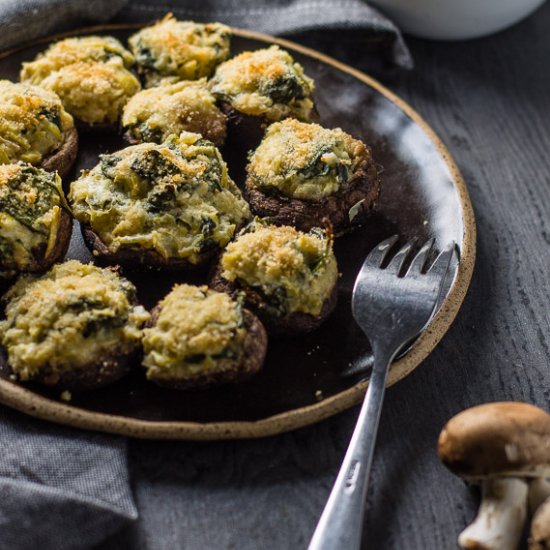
[308,236,455,550]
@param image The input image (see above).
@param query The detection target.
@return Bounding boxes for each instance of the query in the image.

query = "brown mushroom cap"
[438,402,550,480]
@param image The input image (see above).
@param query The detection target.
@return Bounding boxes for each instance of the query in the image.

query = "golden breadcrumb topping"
[69,132,250,263]
[21,36,135,77]
[142,284,246,380]
[129,14,230,86]
[210,46,315,121]
[0,260,150,379]
[247,119,370,200]
[122,79,226,145]
[21,36,140,125]
[0,162,67,278]
[221,222,337,316]
[0,80,74,165]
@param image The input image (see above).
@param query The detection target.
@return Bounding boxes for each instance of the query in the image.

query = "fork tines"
[366,235,454,278]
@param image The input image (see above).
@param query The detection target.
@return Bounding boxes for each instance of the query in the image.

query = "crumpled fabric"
[0,0,412,68]
[0,407,136,550]
[0,0,128,51]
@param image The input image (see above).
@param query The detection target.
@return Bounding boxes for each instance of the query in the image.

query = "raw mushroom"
[438,402,550,550]
[529,496,550,549]
[528,478,550,549]
[529,477,550,513]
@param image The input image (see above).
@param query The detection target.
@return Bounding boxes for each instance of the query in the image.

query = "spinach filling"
[192,215,220,254]
[0,165,64,232]
[131,149,180,183]
[100,154,122,179]
[0,236,15,259]
[37,105,62,129]
[221,223,337,318]
[136,122,164,143]
[134,43,156,70]
[0,261,150,377]
[146,184,177,214]
[69,134,250,263]
[141,284,246,379]
[263,75,306,104]
[297,144,349,184]
[247,119,367,201]
[0,163,69,276]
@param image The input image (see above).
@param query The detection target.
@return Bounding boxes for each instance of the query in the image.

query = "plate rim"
[0,24,476,440]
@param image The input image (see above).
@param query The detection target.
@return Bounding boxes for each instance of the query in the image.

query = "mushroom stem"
[529,495,550,550]
[528,478,550,514]
[459,478,528,550]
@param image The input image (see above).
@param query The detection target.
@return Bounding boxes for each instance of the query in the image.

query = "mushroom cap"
[529,496,550,550]
[438,402,550,480]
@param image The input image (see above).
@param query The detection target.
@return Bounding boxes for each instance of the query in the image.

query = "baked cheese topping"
[0,81,74,165]
[20,36,135,78]
[0,163,67,278]
[0,260,150,379]
[210,46,315,122]
[142,284,246,380]
[221,222,337,316]
[129,15,231,86]
[247,119,370,201]
[21,36,140,125]
[122,79,226,145]
[69,132,250,263]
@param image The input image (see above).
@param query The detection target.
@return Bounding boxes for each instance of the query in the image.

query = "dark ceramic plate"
[0,26,475,439]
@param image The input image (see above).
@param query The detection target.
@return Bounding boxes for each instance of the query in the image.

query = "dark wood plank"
[100,4,550,549]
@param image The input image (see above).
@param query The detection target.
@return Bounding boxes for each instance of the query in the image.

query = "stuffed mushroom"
[129,14,231,87]
[209,45,318,160]
[245,119,380,234]
[0,80,77,177]
[121,79,227,146]
[0,260,150,390]
[0,162,72,280]
[142,284,267,389]
[20,36,140,127]
[210,46,316,124]
[68,132,251,270]
[210,221,338,336]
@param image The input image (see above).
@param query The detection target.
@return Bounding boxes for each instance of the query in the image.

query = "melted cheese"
[247,119,369,201]
[0,80,74,165]
[210,46,315,121]
[121,79,226,144]
[0,260,150,379]
[69,132,250,263]
[0,162,67,278]
[129,15,230,86]
[221,222,337,316]
[21,36,140,125]
[142,284,246,380]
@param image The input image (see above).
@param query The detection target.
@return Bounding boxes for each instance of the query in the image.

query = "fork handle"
[307,351,393,550]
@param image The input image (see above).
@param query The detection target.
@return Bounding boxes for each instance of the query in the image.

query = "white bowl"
[369,0,546,40]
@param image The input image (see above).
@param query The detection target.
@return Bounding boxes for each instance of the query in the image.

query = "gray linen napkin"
[0,407,137,550]
[0,0,128,51]
[0,0,412,68]
[0,1,411,549]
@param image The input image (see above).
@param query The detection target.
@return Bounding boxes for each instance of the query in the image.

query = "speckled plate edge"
[0,24,476,440]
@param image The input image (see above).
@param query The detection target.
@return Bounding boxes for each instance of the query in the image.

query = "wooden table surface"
[101,4,550,549]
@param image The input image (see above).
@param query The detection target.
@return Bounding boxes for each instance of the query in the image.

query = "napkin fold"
[0,0,128,51]
[0,1,411,549]
[0,0,412,69]
[119,0,413,69]
[0,407,136,550]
